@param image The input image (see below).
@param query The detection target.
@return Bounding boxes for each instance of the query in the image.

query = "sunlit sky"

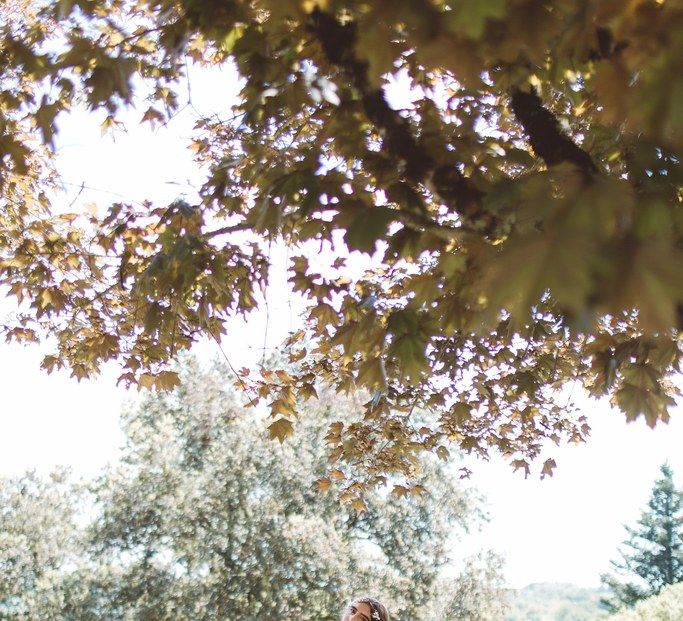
[1,63,681,590]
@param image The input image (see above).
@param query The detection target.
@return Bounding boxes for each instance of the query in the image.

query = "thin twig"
[205,323,258,407]
[261,238,273,365]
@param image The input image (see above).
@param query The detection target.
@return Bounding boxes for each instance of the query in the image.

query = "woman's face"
[342,601,373,621]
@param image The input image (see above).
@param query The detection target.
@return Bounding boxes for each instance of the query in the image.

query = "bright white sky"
[1,62,681,590]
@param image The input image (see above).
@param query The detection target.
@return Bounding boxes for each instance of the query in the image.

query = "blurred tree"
[0,470,95,620]
[0,358,508,620]
[601,464,683,612]
[86,357,505,620]
[434,551,509,621]
[2,0,682,491]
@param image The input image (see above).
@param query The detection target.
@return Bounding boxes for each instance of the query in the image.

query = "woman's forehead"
[354,601,373,617]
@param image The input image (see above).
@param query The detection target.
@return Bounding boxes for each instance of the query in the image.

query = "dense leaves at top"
[1,0,683,494]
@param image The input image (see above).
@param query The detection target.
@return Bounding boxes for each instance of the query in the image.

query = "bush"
[608,583,683,621]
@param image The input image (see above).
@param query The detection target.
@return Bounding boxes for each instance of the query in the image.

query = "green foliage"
[1,0,683,489]
[607,583,683,621]
[438,552,510,621]
[601,464,683,612]
[506,583,608,621]
[0,358,508,620]
[0,470,98,620]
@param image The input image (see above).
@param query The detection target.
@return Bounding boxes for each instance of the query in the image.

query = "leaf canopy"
[1,0,682,487]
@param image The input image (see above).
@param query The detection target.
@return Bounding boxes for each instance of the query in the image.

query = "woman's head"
[342,597,390,621]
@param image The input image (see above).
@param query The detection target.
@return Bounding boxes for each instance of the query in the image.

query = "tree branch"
[307,9,484,221]
[204,222,252,238]
[509,87,598,175]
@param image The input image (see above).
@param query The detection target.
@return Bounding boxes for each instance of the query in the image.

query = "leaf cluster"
[1,1,683,485]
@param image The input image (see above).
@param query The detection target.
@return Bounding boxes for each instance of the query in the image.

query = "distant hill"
[506,582,609,621]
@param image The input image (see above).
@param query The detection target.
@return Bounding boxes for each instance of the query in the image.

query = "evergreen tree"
[602,464,683,612]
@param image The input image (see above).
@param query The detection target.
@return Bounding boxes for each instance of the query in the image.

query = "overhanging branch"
[509,87,598,175]
[307,9,484,222]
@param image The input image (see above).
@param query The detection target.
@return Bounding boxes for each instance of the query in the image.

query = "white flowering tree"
[0,358,507,620]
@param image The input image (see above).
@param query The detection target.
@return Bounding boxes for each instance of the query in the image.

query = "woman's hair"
[351,597,390,621]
